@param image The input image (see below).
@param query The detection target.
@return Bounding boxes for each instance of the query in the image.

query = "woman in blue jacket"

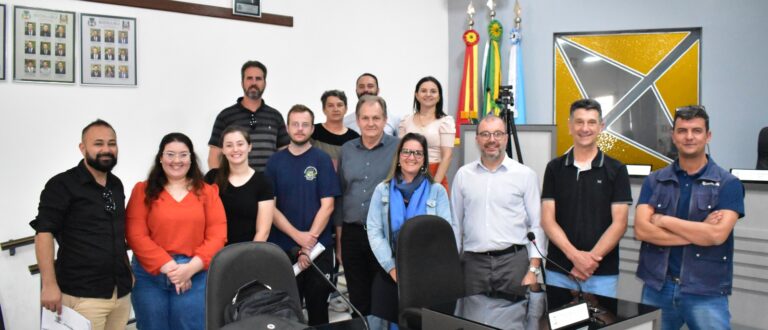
[366,132,453,322]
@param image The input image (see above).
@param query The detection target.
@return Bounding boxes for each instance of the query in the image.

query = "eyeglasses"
[400,148,424,159]
[289,122,312,129]
[477,131,506,140]
[103,189,116,213]
[249,112,258,128]
[163,152,190,160]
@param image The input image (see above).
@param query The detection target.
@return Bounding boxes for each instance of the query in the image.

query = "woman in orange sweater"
[126,132,226,330]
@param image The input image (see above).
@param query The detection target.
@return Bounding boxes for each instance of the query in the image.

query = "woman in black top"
[312,90,360,170]
[205,126,274,243]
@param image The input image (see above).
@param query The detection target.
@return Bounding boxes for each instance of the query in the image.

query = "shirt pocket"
[688,246,731,289]
[649,191,673,214]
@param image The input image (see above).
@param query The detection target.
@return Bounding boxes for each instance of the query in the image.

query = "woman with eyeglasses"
[365,132,453,322]
[204,126,275,244]
[398,76,455,191]
[126,132,227,330]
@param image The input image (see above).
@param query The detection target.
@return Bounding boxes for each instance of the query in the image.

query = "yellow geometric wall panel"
[554,29,701,170]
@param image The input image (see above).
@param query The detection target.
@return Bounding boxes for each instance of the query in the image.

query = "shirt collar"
[236,97,268,113]
[354,134,388,150]
[672,156,711,179]
[476,156,514,173]
[564,147,605,168]
[75,159,114,187]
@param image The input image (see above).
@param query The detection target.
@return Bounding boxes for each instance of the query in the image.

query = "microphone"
[526,232,584,301]
[291,247,369,330]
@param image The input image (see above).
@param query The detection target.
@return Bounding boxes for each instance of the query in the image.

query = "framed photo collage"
[5,5,136,86]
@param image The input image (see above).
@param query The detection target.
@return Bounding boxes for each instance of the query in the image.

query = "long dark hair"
[385,132,434,184]
[215,126,251,192]
[144,132,204,206]
[412,76,446,118]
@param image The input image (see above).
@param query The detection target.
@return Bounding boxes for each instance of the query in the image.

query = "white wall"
[0,0,449,328]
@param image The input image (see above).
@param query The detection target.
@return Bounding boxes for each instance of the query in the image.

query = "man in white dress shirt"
[343,73,399,136]
[451,115,546,295]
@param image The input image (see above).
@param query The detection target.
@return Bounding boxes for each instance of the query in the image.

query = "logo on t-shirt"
[304,166,318,181]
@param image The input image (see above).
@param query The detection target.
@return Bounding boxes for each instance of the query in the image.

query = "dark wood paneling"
[81,0,293,27]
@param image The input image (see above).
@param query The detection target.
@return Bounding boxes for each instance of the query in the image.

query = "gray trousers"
[462,247,529,296]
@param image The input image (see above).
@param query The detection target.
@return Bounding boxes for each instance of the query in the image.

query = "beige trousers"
[61,288,131,330]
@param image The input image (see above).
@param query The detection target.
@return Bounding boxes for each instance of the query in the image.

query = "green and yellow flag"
[482,19,503,118]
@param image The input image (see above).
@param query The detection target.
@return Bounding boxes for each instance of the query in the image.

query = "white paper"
[293,243,326,276]
[41,306,92,330]
[548,302,589,330]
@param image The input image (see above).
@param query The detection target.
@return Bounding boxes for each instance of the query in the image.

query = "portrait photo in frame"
[81,13,137,86]
[13,6,75,83]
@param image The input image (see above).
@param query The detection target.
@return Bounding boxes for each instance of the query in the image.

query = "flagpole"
[455,2,481,145]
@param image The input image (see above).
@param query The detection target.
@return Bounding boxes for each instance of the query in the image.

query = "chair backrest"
[758,127,768,170]
[205,242,300,330]
[396,215,465,316]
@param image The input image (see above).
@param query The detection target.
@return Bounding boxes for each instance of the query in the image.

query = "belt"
[468,244,526,257]
[343,222,367,230]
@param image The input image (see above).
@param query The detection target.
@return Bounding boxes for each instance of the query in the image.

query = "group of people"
[31,60,744,330]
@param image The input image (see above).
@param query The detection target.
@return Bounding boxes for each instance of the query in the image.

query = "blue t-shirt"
[637,160,745,277]
[265,147,341,252]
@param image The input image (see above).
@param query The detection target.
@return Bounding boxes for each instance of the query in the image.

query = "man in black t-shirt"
[541,99,632,298]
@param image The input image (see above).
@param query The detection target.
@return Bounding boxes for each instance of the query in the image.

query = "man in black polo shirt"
[208,60,289,171]
[541,99,632,298]
[31,119,132,330]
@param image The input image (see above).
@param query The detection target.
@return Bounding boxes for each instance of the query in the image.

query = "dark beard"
[86,152,118,172]
[290,137,310,146]
[356,91,376,98]
[245,87,262,100]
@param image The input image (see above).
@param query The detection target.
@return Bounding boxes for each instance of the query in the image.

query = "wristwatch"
[528,266,541,275]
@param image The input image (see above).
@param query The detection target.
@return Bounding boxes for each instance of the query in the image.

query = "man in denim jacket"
[634,106,744,329]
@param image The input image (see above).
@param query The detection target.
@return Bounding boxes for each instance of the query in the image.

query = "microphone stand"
[526,233,583,302]
[296,250,370,330]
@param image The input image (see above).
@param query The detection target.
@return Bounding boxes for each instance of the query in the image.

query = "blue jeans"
[131,255,207,330]
[641,280,730,330]
[546,270,617,298]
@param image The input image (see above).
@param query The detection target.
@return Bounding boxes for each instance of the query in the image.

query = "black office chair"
[205,242,301,330]
[396,215,465,329]
[757,127,768,170]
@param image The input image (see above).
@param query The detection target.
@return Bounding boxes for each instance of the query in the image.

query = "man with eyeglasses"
[265,105,341,325]
[208,60,289,171]
[634,106,744,329]
[541,99,632,298]
[451,115,545,295]
[30,119,133,330]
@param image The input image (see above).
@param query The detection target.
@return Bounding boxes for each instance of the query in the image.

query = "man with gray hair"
[451,115,545,295]
[335,95,399,315]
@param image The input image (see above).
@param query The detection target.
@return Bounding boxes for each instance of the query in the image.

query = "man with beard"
[343,73,400,136]
[208,60,289,171]
[31,119,133,330]
[265,105,340,325]
[451,115,545,295]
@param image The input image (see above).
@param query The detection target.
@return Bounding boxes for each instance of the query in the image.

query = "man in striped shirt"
[208,60,289,171]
